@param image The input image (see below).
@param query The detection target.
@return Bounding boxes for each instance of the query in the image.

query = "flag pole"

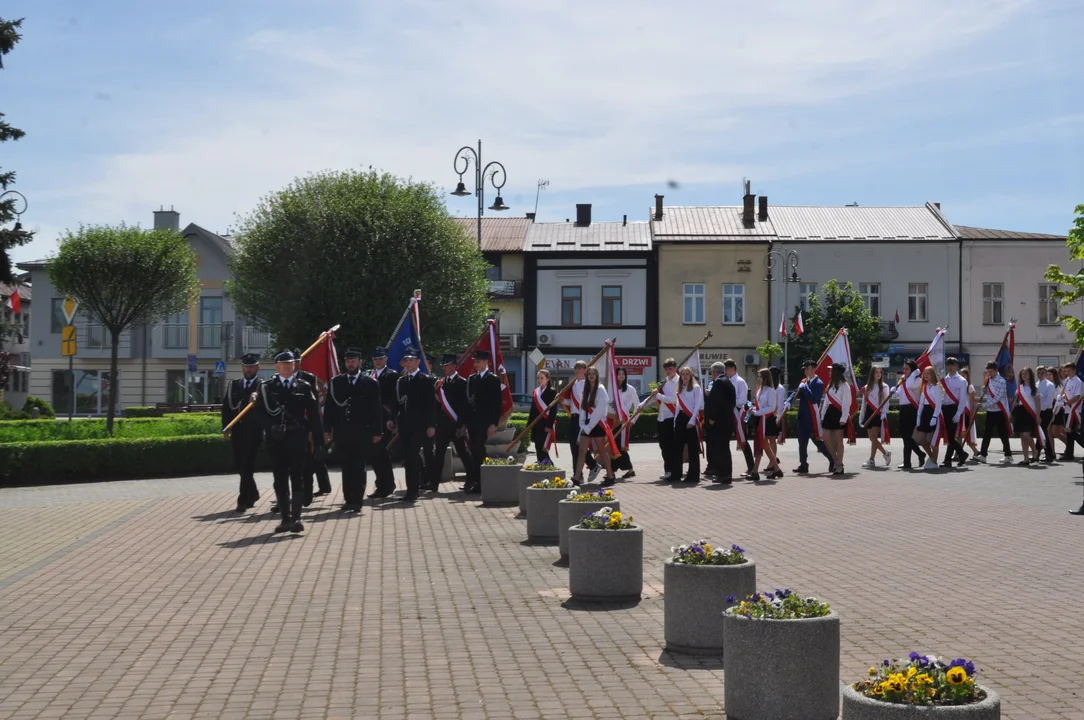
[503,339,615,454]
[222,323,341,436]
[385,295,416,351]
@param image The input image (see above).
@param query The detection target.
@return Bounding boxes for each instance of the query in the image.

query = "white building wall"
[536,258,647,350]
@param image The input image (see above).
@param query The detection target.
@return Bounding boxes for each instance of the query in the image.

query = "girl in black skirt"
[914,366,943,470]
[528,369,558,464]
[820,363,852,475]
[860,365,892,469]
[574,367,616,485]
[1012,367,1042,465]
[1048,365,1067,453]
[609,367,640,479]
[750,368,783,480]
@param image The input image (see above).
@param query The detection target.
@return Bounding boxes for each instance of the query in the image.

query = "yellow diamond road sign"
[62,296,79,325]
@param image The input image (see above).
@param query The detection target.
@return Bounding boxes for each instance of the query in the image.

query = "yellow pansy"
[946,667,967,685]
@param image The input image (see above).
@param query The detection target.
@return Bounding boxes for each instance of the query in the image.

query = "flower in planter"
[530,476,574,489]
[565,488,616,502]
[723,589,831,619]
[523,459,557,471]
[853,653,985,706]
[578,506,635,529]
[483,456,521,466]
[670,540,747,566]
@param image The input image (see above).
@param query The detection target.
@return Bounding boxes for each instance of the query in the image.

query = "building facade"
[1,281,31,409]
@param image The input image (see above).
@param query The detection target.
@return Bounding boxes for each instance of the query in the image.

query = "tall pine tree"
[0,17,33,284]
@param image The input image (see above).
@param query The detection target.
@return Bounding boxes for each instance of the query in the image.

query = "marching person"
[820,363,851,476]
[792,360,835,474]
[221,353,265,513]
[750,368,783,480]
[391,347,435,502]
[292,350,332,504]
[704,362,735,483]
[1012,367,1043,466]
[1037,365,1057,464]
[771,366,787,445]
[940,357,969,467]
[723,360,755,478]
[609,367,639,479]
[368,346,400,499]
[323,347,383,513]
[896,359,927,469]
[431,354,475,493]
[1059,361,1083,460]
[563,361,601,482]
[859,365,891,469]
[914,366,943,471]
[573,366,617,486]
[529,368,559,465]
[977,360,1013,463]
[960,367,982,459]
[657,359,680,481]
[671,365,704,484]
[254,349,323,534]
[466,349,502,493]
[421,353,438,484]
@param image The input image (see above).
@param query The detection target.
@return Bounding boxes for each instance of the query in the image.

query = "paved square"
[1,441,1083,719]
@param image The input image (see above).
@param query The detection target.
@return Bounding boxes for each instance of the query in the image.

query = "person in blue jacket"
[793,359,835,473]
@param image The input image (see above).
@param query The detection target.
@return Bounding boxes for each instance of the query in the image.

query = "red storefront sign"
[616,356,653,375]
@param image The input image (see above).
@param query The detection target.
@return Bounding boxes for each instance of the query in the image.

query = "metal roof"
[0,282,30,301]
[452,217,532,253]
[769,205,956,240]
[953,225,1066,241]
[651,206,776,242]
[525,220,652,252]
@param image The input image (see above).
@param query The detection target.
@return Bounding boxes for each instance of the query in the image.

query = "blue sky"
[3,0,1082,264]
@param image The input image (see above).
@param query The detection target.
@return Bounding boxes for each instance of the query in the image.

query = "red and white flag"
[894,308,901,325]
[779,311,786,339]
[300,331,342,385]
[4,288,20,314]
[457,319,515,424]
[814,328,860,441]
[915,327,946,378]
[793,311,804,336]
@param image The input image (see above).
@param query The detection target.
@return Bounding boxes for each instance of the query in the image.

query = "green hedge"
[0,416,222,443]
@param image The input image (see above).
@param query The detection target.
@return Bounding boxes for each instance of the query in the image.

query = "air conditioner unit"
[537,332,554,347]
[743,352,759,366]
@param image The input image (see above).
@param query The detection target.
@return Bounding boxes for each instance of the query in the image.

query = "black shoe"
[940,461,954,469]
[235,504,246,513]
[270,504,280,514]
[917,454,927,466]
[290,520,304,533]
[620,471,636,479]
[401,493,418,503]
[313,490,329,498]
[749,472,761,482]
[368,489,393,500]
[897,464,912,470]
[827,464,836,474]
[1059,453,1074,461]
[463,484,480,495]
[770,469,784,479]
[274,520,290,533]
[600,476,616,487]
[342,503,361,513]
[682,477,699,484]
[794,464,809,474]
[714,477,733,484]
[957,452,969,464]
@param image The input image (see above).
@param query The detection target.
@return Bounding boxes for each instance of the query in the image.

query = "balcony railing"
[161,323,188,349]
[243,326,273,351]
[488,279,522,299]
[197,323,222,349]
[85,324,108,349]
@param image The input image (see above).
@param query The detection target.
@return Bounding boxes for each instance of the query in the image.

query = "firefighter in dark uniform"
[221,352,264,513]
[323,347,383,513]
[253,349,323,533]
[429,353,475,493]
[292,348,332,504]
[391,347,435,502]
[421,353,438,490]
[368,346,400,498]
[466,349,503,494]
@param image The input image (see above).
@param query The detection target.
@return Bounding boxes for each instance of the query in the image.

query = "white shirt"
[820,382,852,421]
[775,384,787,420]
[919,382,943,416]
[898,370,921,407]
[1017,385,1042,417]
[861,382,890,419]
[729,373,749,407]
[982,375,1008,413]
[941,372,968,423]
[564,377,585,413]
[657,374,680,422]
[675,385,704,426]
[372,366,386,378]
[609,384,639,418]
[1037,378,1057,412]
[579,384,610,433]
[752,386,777,417]
[1063,375,1082,411]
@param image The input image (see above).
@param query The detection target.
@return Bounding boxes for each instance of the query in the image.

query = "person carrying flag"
[608,367,639,480]
[430,353,476,492]
[391,346,435,503]
[292,348,332,504]
[671,365,705,484]
[792,359,834,473]
[323,347,383,513]
[221,353,265,513]
[1059,360,1084,460]
[368,346,400,499]
[466,349,502,493]
[977,360,1013,463]
[571,366,617,486]
[528,368,559,464]
[940,357,970,467]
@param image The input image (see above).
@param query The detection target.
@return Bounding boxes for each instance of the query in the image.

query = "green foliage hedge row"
[0,416,221,443]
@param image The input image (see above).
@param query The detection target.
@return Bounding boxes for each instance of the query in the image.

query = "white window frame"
[982,283,1003,325]
[908,283,928,322]
[721,283,745,325]
[683,283,705,325]
[1039,283,1059,326]
[859,283,881,318]
[797,283,817,311]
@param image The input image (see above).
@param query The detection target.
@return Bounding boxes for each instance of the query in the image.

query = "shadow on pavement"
[561,597,641,612]
[217,532,305,549]
[657,650,724,670]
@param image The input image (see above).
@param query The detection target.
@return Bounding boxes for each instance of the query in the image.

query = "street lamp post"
[0,189,28,231]
[451,140,510,245]
[765,249,801,387]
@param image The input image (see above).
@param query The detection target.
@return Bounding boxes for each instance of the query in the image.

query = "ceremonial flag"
[386,292,429,375]
[300,331,341,385]
[794,310,804,336]
[894,308,900,325]
[779,311,786,339]
[814,328,860,441]
[915,327,946,378]
[1076,347,1084,381]
[4,288,20,314]
[457,319,514,424]
[996,323,1016,402]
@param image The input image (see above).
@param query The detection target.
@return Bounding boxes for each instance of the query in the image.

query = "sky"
[3,0,1083,265]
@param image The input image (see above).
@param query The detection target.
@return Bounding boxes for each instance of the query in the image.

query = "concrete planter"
[568,526,643,602]
[526,487,570,543]
[663,558,757,656]
[518,469,567,516]
[723,610,840,720]
[841,683,1000,720]
[480,464,523,506]
[558,500,621,560]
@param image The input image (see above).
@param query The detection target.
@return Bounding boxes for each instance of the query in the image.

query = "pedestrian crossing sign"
[214,361,226,376]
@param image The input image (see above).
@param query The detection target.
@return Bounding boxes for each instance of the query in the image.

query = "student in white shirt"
[750,368,783,480]
[724,360,755,478]
[896,359,927,469]
[656,358,680,480]
[939,357,970,467]
[573,367,615,486]
[563,361,600,481]
[914,366,943,470]
[671,366,704,483]
[770,366,787,442]
[959,368,981,458]
[1058,361,1084,460]
[1047,365,1067,455]
[608,367,640,480]
[1036,365,1057,463]
[977,361,1013,463]
[819,363,851,475]
[859,365,891,469]
[1011,367,1043,466]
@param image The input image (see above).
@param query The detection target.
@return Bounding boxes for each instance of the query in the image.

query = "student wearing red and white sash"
[563,361,601,481]
[1036,365,1058,464]
[819,363,851,476]
[573,367,616,486]
[668,366,704,483]
[939,357,970,468]
[657,359,681,481]
[770,366,787,445]
[914,366,943,471]
[528,369,559,465]
[428,353,476,494]
[1011,367,1043,465]
[1058,361,1084,460]
[959,368,981,459]
[608,367,639,480]
[725,359,756,479]
[896,360,927,469]
[750,368,783,480]
[977,361,1013,464]
[859,366,891,469]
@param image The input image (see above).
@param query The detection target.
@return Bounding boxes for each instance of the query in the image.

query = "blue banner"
[386,314,429,375]
[995,331,1016,402]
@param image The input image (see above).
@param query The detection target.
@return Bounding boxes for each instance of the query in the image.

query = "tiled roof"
[770,205,956,240]
[525,221,652,252]
[651,206,775,242]
[0,282,30,301]
[953,225,1066,241]
[452,217,532,252]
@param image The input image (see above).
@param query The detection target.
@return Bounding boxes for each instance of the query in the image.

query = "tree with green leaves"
[756,340,783,367]
[49,224,200,433]
[228,169,491,354]
[0,16,34,284]
[783,279,883,383]
[1045,204,1084,344]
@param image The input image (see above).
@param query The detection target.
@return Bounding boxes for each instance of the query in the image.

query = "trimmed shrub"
[21,397,55,419]
[0,416,221,443]
[123,406,165,418]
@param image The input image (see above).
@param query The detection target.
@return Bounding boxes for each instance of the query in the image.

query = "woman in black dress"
[1012,367,1041,465]
[528,369,559,465]
[574,367,616,486]
[819,363,852,475]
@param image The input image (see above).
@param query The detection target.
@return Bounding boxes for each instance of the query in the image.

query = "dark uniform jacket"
[371,366,400,424]
[705,376,736,426]
[435,372,471,428]
[254,375,323,442]
[467,370,503,431]
[323,372,382,437]
[221,375,264,436]
[396,370,436,431]
[527,386,558,429]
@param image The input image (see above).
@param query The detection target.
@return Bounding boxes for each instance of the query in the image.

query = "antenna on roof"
[846,202,859,207]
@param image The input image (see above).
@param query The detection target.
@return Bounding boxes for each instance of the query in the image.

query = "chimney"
[654,194,664,220]
[575,203,592,226]
[933,202,941,210]
[758,196,768,221]
[153,206,180,232]
[525,212,536,221]
[622,214,627,226]
[742,192,755,229]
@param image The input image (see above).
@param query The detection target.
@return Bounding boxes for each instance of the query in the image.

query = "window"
[51,298,66,333]
[199,297,223,348]
[798,283,817,311]
[722,284,745,325]
[601,286,622,326]
[162,311,189,349]
[561,286,582,327]
[51,369,118,416]
[1038,355,1060,368]
[982,283,1003,325]
[859,283,880,318]
[485,265,501,281]
[683,283,705,324]
[908,283,928,322]
[1039,283,1059,325]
